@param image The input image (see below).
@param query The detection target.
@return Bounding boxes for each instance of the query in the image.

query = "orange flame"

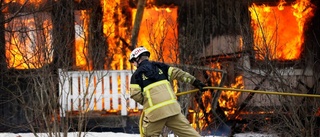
[5,13,52,69]
[4,0,43,4]
[219,76,243,116]
[190,63,244,129]
[75,10,90,70]
[249,0,315,61]
[134,6,178,64]
[101,0,129,70]
[75,1,178,70]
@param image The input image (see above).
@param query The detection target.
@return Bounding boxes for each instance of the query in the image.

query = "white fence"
[58,69,143,117]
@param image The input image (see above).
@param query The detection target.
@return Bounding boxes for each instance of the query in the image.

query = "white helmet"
[129,46,150,63]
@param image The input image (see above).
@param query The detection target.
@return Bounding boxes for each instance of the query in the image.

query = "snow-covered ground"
[0,132,278,137]
[0,132,140,137]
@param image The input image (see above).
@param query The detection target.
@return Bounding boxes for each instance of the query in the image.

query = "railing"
[58,69,143,117]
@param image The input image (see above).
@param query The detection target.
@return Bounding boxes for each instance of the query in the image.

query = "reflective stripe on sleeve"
[168,67,173,81]
[129,84,142,97]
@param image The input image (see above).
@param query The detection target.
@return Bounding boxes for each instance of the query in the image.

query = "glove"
[192,79,206,92]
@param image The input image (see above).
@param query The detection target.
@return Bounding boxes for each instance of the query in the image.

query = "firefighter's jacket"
[130,60,197,122]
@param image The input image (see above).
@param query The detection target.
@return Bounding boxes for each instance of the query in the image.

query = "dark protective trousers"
[142,113,201,137]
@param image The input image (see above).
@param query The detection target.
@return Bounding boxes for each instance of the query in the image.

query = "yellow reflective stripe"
[139,112,144,135]
[166,83,175,99]
[168,67,173,81]
[182,77,192,83]
[130,84,140,89]
[144,99,177,114]
[145,89,153,107]
[143,80,176,109]
[144,80,169,91]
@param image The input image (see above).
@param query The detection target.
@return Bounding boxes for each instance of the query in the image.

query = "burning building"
[0,0,319,136]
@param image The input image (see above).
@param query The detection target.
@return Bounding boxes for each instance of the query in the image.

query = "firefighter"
[129,46,206,137]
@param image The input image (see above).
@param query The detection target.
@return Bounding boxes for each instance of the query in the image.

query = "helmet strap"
[136,56,141,66]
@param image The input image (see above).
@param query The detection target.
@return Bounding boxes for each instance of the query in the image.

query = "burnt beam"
[74,0,100,10]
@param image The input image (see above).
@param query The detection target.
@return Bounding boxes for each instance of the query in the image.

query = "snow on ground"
[0,132,278,137]
[0,132,140,137]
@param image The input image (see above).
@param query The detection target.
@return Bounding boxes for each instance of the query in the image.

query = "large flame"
[101,0,130,70]
[134,6,178,64]
[219,75,243,116]
[5,13,52,69]
[6,0,315,67]
[74,1,178,70]
[4,0,177,70]
[72,1,179,114]
[3,1,316,131]
[249,0,314,61]
[190,63,243,130]
[75,10,90,70]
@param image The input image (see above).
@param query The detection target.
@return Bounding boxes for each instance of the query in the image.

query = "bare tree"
[0,1,319,137]
[0,0,84,136]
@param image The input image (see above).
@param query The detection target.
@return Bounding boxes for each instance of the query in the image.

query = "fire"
[5,13,52,69]
[190,63,244,130]
[75,10,90,70]
[4,0,179,116]
[101,0,130,70]
[219,76,243,116]
[74,1,178,70]
[6,0,316,128]
[4,0,43,4]
[2,1,316,68]
[249,0,315,61]
[12,0,314,70]
[134,6,178,64]
[73,1,179,114]
[4,0,177,70]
